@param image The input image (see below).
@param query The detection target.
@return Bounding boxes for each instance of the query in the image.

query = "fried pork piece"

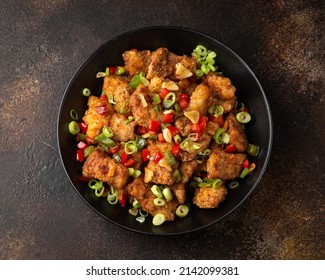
[193,185,227,209]
[122,49,151,76]
[207,148,246,180]
[103,75,132,114]
[109,113,136,142]
[82,96,113,139]
[174,116,192,137]
[226,112,248,152]
[127,177,178,221]
[168,52,197,80]
[203,72,236,100]
[82,149,129,190]
[129,84,158,128]
[185,83,213,116]
[179,160,198,183]
[170,183,186,204]
[147,48,173,79]
[180,121,219,161]
[214,96,237,113]
[144,141,175,185]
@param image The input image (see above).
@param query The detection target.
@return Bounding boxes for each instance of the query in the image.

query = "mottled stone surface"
[0,0,324,260]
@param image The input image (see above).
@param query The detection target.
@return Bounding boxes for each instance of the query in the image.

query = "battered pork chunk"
[207,148,247,180]
[203,72,236,100]
[193,185,228,209]
[108,113,136,142]
[226,112,248,152]
[122,49,151,76]
[82,149,129,190]
[127,177,178,221]
[103,75,132,114]
[82,96,113,139]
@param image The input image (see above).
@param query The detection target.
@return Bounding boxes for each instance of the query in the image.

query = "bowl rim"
[57,26,273,235]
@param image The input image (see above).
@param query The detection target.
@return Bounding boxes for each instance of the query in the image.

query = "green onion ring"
[82,88,91,97]
[236,112,251,124]
[68,121,80,135]
[228,181,239,189]
[69,109,78,120]
[124,141,138,154]
[163,92,176,109]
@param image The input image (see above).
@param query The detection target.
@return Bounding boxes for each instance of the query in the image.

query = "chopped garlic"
[144,167,154,183]
[162,128,172,143]
[139,93,148,107]
[162,81,179,91]
[184,110,200,124]
[175,63,193,79]
[158,158,172,172]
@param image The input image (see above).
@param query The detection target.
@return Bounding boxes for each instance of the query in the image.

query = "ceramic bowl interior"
[57,26,272,235]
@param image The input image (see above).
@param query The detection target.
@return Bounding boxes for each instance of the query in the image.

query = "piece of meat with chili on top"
[82,95,113,140]
[127,177,178,221]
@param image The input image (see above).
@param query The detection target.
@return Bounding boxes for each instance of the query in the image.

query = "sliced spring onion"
[246,143,260,156]
[116,66,125,75]
[102,127,113,138]
[120,102,129,114]
[163,92,176,109]
[214,105,224,116]
[174,134,182,143]
[195,69,204,79]
[211,179,222,189]
[94,133,116,147]
[82,88,91,97]
[133,170,142,178]
[69,109,78,120]
[240,167,250,179]
[173,169,182,183]
[192,45,208,58]
[174,103,181,112]
[188,132,199,141]
[152,213,165,226]
[153,94,161,104]
[228,181,239,189]
[136,216,146,223]
[236,112,251,124]
[199,149,211,157]
[214,128,224,144]
[95,186,105,197]
[128,167,135,176]
[195,155,205,164]
[124,116,134,124]
[68,121,80,135]
[88,179,102,190]
[84,145,95,157]
[124,140,138,154]
[132,199,140,209]
[208,105,216,114]
[107,185,118,205]
[130,74,142,89]
[105,67,110,76]
[151,185,163,199]
[139,209,148,217]
[153,198,166,207]
[108,93,116,104]
[176,204,189,218]
[163,150,176,166]
[162,188,173,202]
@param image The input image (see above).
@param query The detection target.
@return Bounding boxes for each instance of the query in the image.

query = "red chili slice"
[158,133,165,143]
[136,126,149,134]
[153,151,164,164]
[121,152,129,164]
[178,93,190,110]
[162,114,173,123]
[225,144,237,153]
[172,143,180,156]
[124,158,135,167]
[76,149,84,162]
[118,193,126,207]
[79,122,88,133]
[149,119,161,132]
[141,149,150,161]
[167,126,179,137]
[159,88,169,100]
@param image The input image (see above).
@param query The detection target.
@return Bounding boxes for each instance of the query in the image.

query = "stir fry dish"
[68,45,260,226]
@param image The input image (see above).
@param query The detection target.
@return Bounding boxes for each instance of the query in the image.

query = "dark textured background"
[0,0,324,259]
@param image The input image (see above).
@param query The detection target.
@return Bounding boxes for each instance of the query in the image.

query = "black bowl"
[57,26,272,235]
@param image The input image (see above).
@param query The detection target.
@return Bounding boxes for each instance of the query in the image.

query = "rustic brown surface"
[0,0,324,259]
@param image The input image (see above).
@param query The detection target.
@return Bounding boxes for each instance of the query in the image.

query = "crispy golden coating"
[180,160,198,183]
[207,148,246,180]
[147,48,172,79]
[226,112,248,152]
[122,49,151,76]
[82,96,112,139]
[82,149,129,190]
[170,183,186,204]
[186,83,213,115]
[193,185,227,209]
[103,75,132,114]
[109,113,136,142]
[127,177,178,221]
[129,84,158,128]
[203,72,236,100]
